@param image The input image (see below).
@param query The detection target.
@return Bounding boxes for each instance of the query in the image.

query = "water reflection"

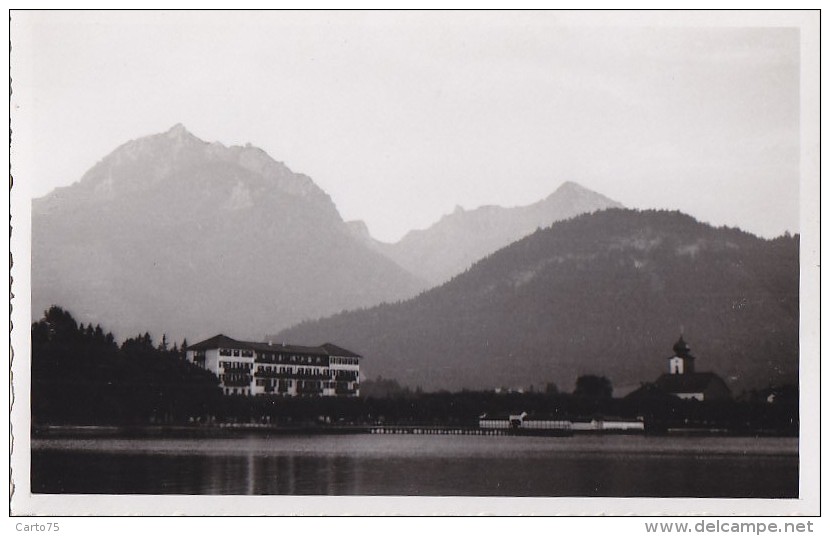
[31,435,798,497]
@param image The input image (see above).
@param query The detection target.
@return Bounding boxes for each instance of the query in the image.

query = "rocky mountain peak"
[166,122,191,137]
[553,180,583,194]
[379,181,624,286]
[31,128,426,342]
[33,126,340,219]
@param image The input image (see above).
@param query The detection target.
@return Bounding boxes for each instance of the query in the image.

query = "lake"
[31,433,798,497]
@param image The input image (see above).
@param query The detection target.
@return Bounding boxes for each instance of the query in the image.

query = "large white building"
[186,334,361,397]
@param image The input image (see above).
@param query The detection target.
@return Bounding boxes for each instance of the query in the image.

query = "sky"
[11,11,807,242]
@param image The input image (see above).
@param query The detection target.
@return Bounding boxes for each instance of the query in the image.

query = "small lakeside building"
[186,334,361,397]
[477,412,644,433]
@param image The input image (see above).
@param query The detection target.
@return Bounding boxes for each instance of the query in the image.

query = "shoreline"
[30,423,797,439]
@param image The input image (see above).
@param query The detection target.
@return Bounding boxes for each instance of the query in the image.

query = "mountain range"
[31,125,617,343]
[276,209,799,393]
[32,125,427,342]
[353,181,622,285]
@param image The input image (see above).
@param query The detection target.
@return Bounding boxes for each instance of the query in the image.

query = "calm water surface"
[31,434,798,497]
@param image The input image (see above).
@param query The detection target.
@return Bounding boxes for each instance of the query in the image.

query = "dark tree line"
[350,375,795,434]
[188,384,797,436]
[30,306,797,435]
[32,306,219,425]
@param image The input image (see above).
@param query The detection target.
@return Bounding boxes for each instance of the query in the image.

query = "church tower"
[668,335,696,374]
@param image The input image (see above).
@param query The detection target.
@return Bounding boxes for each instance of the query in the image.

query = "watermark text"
[644,520,815,534]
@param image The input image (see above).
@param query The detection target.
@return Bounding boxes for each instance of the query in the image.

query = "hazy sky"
[12,11,805,242]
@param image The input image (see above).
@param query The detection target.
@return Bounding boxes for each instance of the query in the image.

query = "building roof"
[187,334,360,358]
[655,372,728,394]
[321,343,362,359]
[624,382,680,402]
[188,334,251,351]
[249,341,329,356]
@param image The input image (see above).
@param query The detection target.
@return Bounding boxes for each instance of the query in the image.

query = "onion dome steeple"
[673,335,692,358]
[668,335,695,374]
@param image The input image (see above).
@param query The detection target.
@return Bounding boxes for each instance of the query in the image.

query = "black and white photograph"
[8,9,820,518]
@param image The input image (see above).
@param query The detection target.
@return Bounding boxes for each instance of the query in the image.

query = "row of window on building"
[253,379,355,390]
[256,379,358,389]
[256,365,327,376]
[220,361,362,378]
[219,374,252,383]
[219,348,255,357]
[220,361,253,370]
[223,387,251,395]
[215,348,359,367]
[256,379,295,387]
[250,351,328,365]
[255,366,358,379]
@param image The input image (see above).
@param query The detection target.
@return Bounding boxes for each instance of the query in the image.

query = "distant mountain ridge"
[32,125,426,342]
[35,124,332,212]
[363,181,623,285]
[276,209,799,393]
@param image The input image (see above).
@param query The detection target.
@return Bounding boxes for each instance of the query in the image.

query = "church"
[652,335,731,401]
[629,335,732,402]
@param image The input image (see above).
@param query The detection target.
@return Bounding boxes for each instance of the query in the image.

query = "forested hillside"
[278,209,799,393]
